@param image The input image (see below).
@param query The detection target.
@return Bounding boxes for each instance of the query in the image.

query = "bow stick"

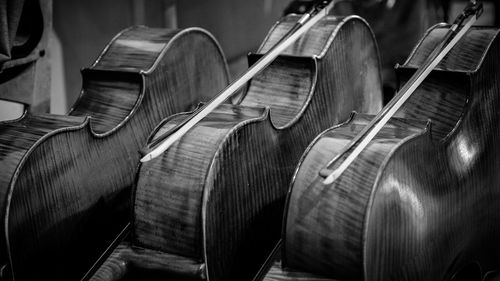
[319,0,483,185]
[140,0,335,162]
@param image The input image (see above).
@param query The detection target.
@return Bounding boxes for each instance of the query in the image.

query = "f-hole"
[450,262,482,281]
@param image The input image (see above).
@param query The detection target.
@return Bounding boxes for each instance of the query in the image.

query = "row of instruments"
[0,1,498,280]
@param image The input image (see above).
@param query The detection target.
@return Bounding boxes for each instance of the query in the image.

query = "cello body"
[0,26,230,280]
[89,15,383,281]
[265,25,500,281]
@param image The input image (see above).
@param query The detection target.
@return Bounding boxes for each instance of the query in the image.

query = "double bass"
[0,27,230,280]
[256,2,500,281]
[88,2,382,280]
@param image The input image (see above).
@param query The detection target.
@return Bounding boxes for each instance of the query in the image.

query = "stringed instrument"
[87,2,383,280]
[255,2,500,281]
[0,27,230,281]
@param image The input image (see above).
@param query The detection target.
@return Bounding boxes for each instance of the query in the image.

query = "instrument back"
[0,26,230,281]
[127,15,382,281]
[281,25,500,281]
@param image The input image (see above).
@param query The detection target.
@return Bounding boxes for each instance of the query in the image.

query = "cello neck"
[320,0,483,185]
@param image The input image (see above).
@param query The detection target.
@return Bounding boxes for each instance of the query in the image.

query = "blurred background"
[0,0,498,120]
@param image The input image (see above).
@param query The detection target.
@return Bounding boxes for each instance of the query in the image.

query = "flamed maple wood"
[88,15,383,281]
[255,25,500,281]
[0,26,230,281]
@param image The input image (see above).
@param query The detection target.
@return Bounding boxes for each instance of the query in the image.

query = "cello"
[87,2,383,281]
[0,26,230,280]
[256,2,500,281]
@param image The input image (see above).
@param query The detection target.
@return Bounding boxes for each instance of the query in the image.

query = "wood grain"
[264,261,339,281]
[0,26,230,281]
[127,15,383,281]
[263,26,500,281]
[89,242,205,281]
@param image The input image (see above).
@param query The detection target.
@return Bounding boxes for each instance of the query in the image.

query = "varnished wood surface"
[90,242,205,281]
[253,242,339,281]
[121,15,383,281]
[260,15,348,58]
[264,261,338,281]
[259,26,500,281]
[91,28,180,71]
[404,25,498,72]
[0,26,230,281]
[285,114,428,280]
